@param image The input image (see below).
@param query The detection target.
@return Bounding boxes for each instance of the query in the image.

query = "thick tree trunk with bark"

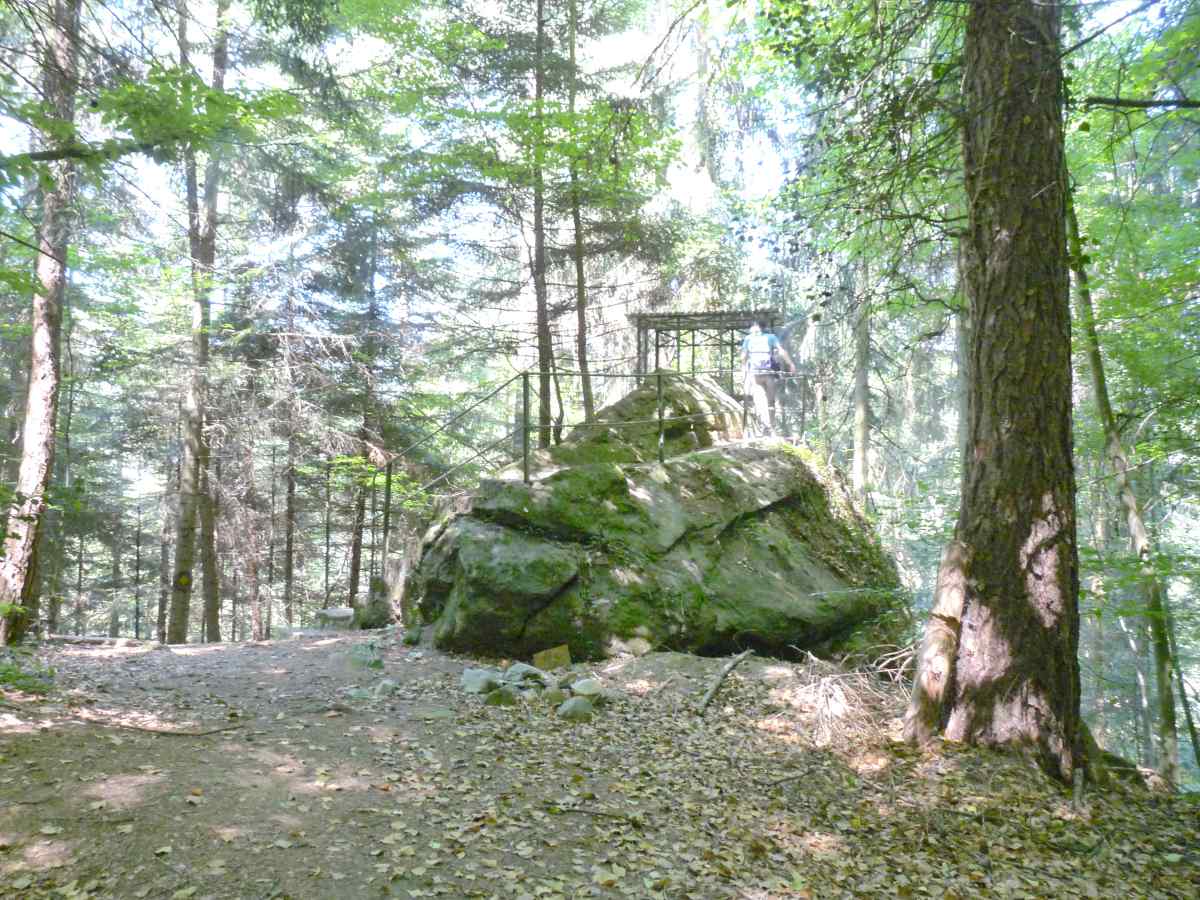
[1067,194,1179,786]
[906,0,1082,782]
[0,0,81,644]
[282,279,298,628]
[168,0,228,643]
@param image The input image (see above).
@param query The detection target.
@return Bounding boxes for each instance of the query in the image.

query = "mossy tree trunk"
[906,0,1082,782]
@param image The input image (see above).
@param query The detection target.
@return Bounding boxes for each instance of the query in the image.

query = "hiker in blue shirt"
[740,319,795,437]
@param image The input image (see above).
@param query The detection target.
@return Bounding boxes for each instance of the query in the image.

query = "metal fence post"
[522,372,531,484]
[656,370,665,464]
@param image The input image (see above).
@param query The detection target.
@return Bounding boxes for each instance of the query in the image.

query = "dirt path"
[1,633,1197,899]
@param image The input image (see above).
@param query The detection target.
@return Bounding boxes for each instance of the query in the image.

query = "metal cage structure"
[630,309,781,393]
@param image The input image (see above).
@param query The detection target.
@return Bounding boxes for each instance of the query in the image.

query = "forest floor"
[0,630,1197,900]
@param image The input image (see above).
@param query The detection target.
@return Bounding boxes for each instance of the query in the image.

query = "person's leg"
[751,374,772,436]
[762,375,779,434]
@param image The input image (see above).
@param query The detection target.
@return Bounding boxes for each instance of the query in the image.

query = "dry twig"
[698,650,753,715]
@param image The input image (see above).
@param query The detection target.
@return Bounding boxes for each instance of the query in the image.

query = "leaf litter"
[0,632,1194,898]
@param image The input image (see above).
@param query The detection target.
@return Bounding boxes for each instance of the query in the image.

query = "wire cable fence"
[399,367,814,493]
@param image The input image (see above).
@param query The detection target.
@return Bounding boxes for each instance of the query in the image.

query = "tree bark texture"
[906,0,1082,782]
[200,461,221,641]
[0,0,81,644]
[1067,194,1179,786]
[168,0,228,643]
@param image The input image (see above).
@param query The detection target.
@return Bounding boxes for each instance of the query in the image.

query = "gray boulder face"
[461,668,501,694]
[403,379,906,661]
[556,697,594,722]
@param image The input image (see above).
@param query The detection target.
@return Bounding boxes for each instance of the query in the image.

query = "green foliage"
[252,0,341,43]
[95,66,301,162]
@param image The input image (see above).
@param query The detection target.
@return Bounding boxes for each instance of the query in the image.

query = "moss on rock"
[403,379,907,661]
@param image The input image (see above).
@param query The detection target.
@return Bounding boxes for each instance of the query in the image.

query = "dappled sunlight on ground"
[3,838,74,875]
[79,772,168,811]
[0,636,1195,898]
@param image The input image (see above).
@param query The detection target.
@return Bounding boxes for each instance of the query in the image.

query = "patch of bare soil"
[1,635,1197,899]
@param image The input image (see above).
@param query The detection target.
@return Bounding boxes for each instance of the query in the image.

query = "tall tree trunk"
[74,530,84,635]
[133,502,143,639]
[1067,194,1179,787]
[157,454,175,643]
[284,430,296,627]
[0,0,81,644]
[568,0,594,423]
[532,0,552,449]
[347,468,367,609]
[1087,476,1109,747]
[168,0,228,643]
[241,437,264,642]
[323,458,332,608]
[107,517,122,637]
[906,0,1082,782]
[1166,604,1200,769]
[42,348,75,635]
[1117,614,1155,766]
[200,461,221,641]
[851,278,870,498]
[283,271,297,628]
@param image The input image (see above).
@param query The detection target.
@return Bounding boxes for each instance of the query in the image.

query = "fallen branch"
[768,771,813,788]
[697,650,753,715]
[648,675,677,697]
[543,802,643,825]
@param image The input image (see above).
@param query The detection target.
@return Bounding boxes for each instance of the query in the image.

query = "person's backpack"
[746,332,776,371]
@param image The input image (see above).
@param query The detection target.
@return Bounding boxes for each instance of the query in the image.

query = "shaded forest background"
[1,0,1198,787]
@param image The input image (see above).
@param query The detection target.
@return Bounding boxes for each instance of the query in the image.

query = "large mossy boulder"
[506,372,746,477]
[403,408,907,659]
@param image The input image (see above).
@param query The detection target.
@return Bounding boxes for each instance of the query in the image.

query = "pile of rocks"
[460,663,609,722]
